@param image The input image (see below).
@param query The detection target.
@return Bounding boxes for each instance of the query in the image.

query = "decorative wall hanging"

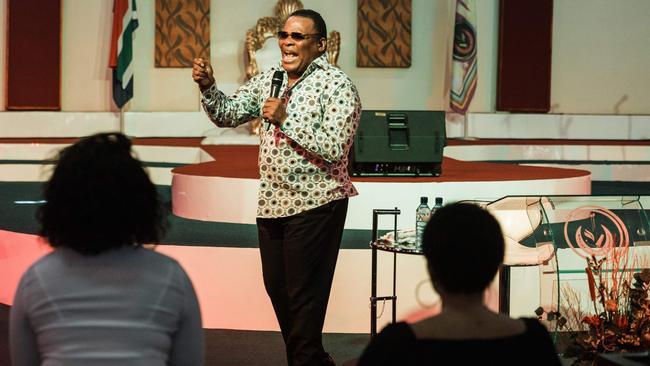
[7,0,61,110]
[155,0,210,67]
[496,0,553,112]
[450,0,478,114]
[357,0,411,68]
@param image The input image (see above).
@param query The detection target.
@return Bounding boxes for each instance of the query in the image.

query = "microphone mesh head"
[272,70,284,82]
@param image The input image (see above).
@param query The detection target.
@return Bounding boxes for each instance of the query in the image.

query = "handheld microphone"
[270,70,283,98]
[267,71,284,130]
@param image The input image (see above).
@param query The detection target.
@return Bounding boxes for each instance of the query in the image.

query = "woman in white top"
[10,133,204,366]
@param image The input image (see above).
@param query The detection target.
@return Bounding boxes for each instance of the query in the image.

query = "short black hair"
[38,132,166,255]
[422,202,504,294]
[289,9,327,38]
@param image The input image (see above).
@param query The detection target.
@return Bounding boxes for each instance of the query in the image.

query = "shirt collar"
[275,53,329,77]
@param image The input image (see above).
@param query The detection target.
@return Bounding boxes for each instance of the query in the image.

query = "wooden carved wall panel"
[155,0,210,67]
[357,0,411,68]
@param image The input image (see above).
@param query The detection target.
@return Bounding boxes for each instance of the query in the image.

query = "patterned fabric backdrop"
[450,0,477,114]
[155,0,209,68]
[357,0,411,68]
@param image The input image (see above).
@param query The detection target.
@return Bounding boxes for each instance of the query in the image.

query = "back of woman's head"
[38,133,165,255]
[422,202,504,294]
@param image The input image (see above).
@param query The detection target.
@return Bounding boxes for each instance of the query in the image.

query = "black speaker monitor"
[351,110,446,177]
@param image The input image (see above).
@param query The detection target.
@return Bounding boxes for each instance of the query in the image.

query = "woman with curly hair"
[9,133,203,366]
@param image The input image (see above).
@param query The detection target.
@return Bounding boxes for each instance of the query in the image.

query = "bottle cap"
[435,197,443,205]
[420,196,428,204]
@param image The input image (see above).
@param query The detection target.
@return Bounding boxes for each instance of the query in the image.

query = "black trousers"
[257,198,348,366]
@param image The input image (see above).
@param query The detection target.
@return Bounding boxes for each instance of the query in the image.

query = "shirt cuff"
[201,83,219,100]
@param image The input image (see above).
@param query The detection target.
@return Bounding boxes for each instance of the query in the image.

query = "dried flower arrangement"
[554,206,650,363]
[561,260,650,362]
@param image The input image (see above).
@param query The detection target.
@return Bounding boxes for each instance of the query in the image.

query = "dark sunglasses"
[277,31,321,41]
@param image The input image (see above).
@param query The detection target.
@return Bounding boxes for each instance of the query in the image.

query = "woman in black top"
[358,203,562,366]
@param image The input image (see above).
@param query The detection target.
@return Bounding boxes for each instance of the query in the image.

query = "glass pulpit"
[485,195,650,334]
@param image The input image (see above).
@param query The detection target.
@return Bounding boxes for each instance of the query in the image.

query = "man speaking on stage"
[192,9,361,366]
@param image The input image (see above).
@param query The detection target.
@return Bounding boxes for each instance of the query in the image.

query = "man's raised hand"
[192,58,215,91]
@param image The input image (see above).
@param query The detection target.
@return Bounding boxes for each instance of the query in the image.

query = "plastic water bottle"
[415,197,431,249]
[432,197,443,216]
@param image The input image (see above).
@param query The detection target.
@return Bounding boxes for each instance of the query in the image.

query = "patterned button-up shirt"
[201,54,361,218]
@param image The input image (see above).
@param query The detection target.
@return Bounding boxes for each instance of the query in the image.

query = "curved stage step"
[172,145,591,229]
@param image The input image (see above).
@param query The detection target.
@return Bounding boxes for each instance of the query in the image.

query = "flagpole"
[459,113,477,140]
[463,113,468,139]
[119,106,125,134]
